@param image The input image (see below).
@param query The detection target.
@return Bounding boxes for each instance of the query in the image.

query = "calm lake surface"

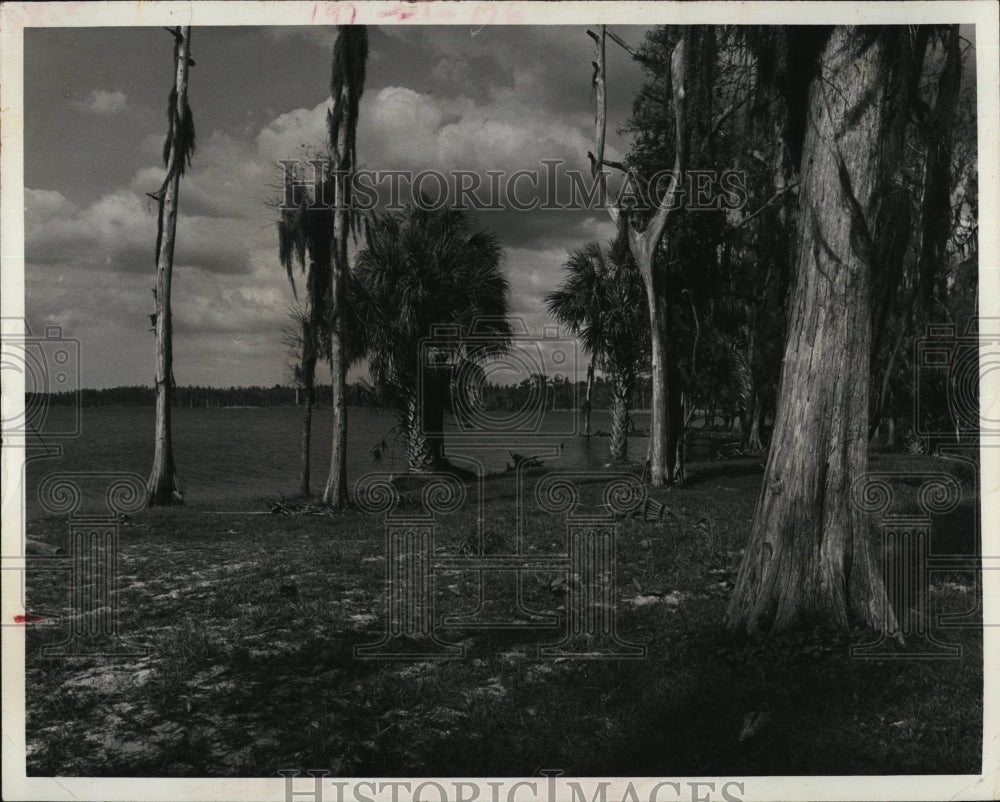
[23,406,650,519]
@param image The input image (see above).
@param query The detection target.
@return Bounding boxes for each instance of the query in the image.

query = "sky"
[24,24,651,389]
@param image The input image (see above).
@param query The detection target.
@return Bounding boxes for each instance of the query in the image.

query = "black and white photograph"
[2,2,998,800]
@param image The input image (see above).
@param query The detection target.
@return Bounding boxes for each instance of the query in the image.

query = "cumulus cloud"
[75,89,128,114]
[25,184,265,277]
[26,25,652,386]
[24,262,293,388]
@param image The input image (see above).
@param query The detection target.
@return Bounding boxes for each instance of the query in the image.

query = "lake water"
[22,406,651,518]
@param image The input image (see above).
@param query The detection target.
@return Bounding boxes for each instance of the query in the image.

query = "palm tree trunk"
[404,392,443,473]
[582,357,595,436]
[147,27,191,508]
[608,374,632,464]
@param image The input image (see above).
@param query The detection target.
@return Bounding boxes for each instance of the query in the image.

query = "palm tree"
[354,204,511,472]
[545,238,648,464]
[324,24,368,507]
[277,168,333,497]
[278,165,368,496]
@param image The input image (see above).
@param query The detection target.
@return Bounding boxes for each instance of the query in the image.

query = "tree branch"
[592,27,607,180]
[734,182,799,228]
[606,28,639,60]
[599,156,630,175]
[710,93,751,140]
[642,37,686,249]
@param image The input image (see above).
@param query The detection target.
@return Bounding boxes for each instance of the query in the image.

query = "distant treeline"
[32,375,654,411]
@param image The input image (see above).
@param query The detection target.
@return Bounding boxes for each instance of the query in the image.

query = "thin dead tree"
[146,26,194,507]
[588,25,687,486]
[281,303,319,497]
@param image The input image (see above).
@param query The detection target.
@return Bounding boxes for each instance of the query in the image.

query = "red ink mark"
[13,614,44,624]
[316,2,355,24]
[380,3,415,20]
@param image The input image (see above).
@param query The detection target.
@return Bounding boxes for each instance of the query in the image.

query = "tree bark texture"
[727,27,896,634]
[147,27,192,508]
[608,370,634,464]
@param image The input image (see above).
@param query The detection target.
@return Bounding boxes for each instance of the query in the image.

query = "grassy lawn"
[22,453,982,777]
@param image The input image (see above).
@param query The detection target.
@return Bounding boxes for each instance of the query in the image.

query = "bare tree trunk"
[639,249,672,484]
[666,351,684,483]
[746,394,764,453]
[591,27,686,486]
[147,27,192,508]
[299,375,314,497]
[727,27,896,635]
[323,257,349,505]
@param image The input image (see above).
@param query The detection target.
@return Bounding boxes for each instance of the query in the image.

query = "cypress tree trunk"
[746,394,764,453]
[323,189,349,506]
[298,361,315,497]
[147,27,192,508]
[299,388,313,497]
[296,313,317,497]
[322,26,368,508]
[727,27,896,635]
[666,353,685,483]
